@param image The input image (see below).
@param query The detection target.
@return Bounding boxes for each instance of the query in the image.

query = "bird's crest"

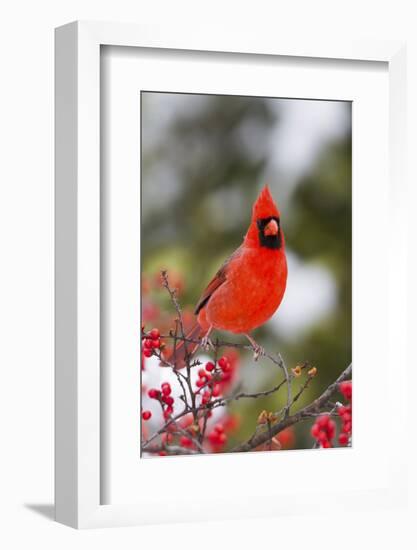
[252,185,280,221]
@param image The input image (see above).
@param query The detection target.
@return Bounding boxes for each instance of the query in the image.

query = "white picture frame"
[55,21,407,529]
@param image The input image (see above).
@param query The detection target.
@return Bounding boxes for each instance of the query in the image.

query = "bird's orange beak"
[264,219,279,236]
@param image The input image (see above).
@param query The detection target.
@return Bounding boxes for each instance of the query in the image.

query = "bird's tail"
[165,322,204,369]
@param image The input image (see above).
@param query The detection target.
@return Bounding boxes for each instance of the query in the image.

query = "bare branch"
[232,363,352,452]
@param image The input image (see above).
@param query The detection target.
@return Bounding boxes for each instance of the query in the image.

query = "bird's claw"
[200,336,214,351]
[252,344,265,361]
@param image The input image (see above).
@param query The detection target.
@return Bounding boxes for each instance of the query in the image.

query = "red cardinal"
[170,185,287,366]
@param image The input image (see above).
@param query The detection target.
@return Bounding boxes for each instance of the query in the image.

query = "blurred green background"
[141,91,351,450]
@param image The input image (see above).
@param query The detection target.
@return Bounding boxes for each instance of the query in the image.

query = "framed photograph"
[55,21,407,528]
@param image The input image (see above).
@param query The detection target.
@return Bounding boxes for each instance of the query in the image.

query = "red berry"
[162,395,174,406]
[317,415,330,428]
[202,390,211,405]
[142,410,152,421]
[214,423,224,433]
[161,383,171,396]
[218,357,230,371]
[196,379,205,388]
[180,436,193,448]
[144,339,153,349]
[163,407,173,420]
[342,412,351,423]
[217,432,227,444]
[143,349,153,358]
[327,420,336,439]
[198,369,207,378]
[339,433,349,445]
[208,432,219,445]
[318,431,328,443]
[149,328,160,340]
[205,362,215,372]
[322,440,331,448]
[311,423,320,438]
[151,339,161,348]
[158,451,167,456]
[339,381,352,400]
[148,388,159,399]
[342,421,352,433]
[212,384,221,397]
[208,428,227,447]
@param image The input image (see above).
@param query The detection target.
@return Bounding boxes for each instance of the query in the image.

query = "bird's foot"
[244,334,265,361]
[252,344,265,361]
[200,327,214,351]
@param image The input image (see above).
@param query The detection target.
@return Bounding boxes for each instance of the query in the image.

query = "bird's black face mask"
[257,216,282,250]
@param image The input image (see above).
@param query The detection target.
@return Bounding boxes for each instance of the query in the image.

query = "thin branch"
[232,363,352,452]
[141,409,188,450]
[289,371,315,409]
[160,270,185,338]
[208,376,288,410]
[161,270,199,421]
[173,426,206,453]
[161,270,192,369]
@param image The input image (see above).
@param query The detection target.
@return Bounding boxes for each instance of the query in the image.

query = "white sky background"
[142,93,350,341]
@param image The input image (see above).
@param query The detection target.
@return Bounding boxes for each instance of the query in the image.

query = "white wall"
[0,1,416,548]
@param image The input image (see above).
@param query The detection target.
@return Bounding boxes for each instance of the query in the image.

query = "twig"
[141,410,188,450]
[161,270,185,338]
[289,371,315,408]
[208,377,288,410]
[161,270,192,367]
[161,270,199,421]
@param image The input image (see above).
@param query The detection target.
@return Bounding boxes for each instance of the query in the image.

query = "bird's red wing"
[194,246,243,315]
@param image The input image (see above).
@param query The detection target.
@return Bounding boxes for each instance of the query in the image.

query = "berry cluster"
[142,328,161,358]
[208,422,227,450]
[163,410,238,453]
[148,354,240,454]
[148,381,175,420]
[339,380,352,401]
[310,379,352,448]
[194,354,237,405]
[337,380,352,446]
[196,367,213,388]
[311,415,336,448]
